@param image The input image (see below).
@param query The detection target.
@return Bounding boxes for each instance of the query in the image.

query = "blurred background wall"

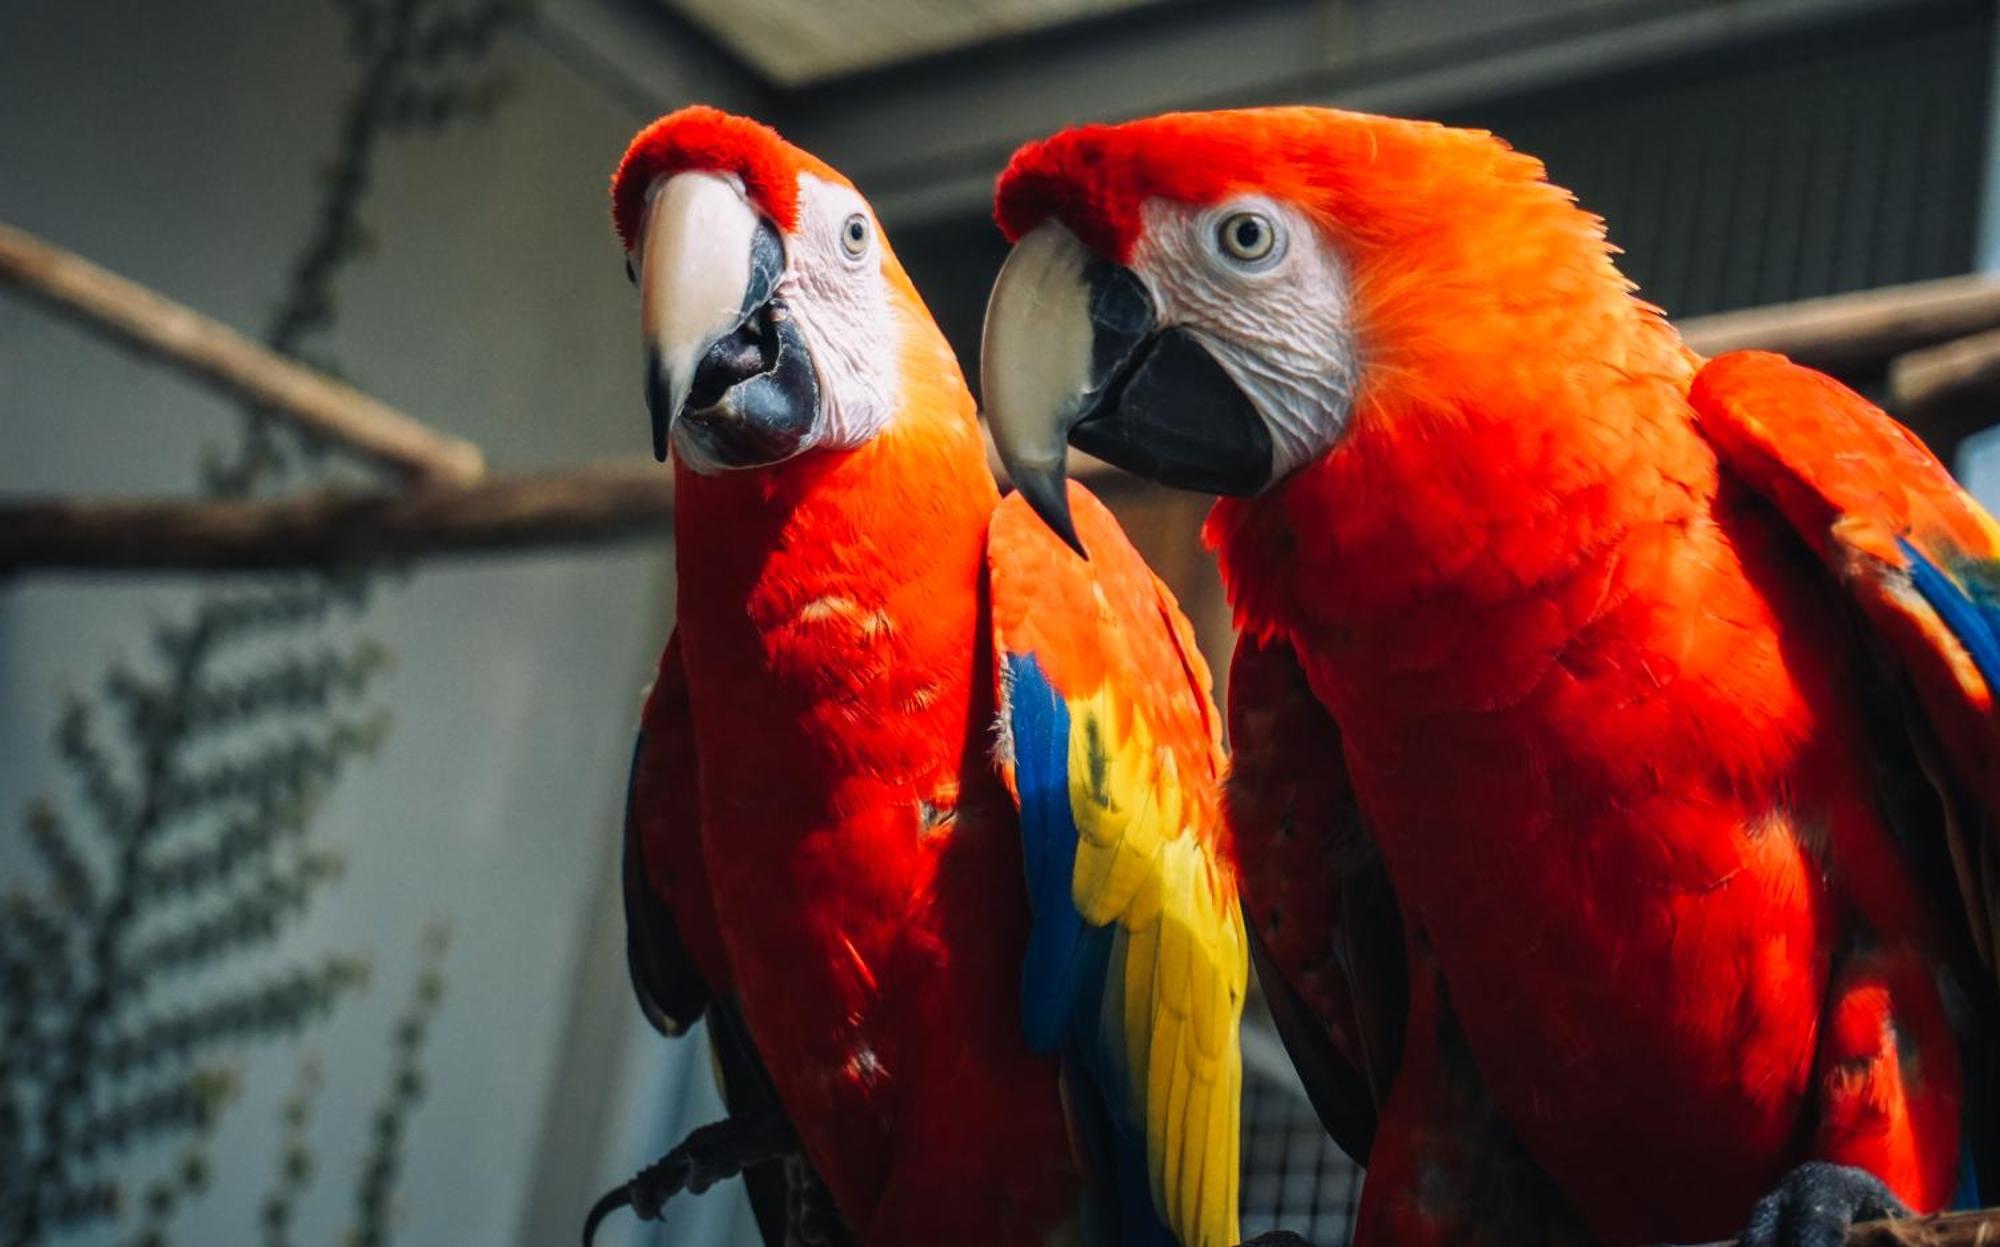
[3,1,1998,1245]
[0,2,757,1243]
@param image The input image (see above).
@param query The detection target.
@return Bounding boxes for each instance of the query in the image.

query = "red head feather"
[612,106,847,249]
[994,106,1672,419]
[998,107,1697,638]
[995,107,1561,263]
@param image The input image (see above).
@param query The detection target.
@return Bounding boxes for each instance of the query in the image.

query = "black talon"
[581,1185,634,1247]
[1732,1161,1909,1247]
[581,1111,799,1247]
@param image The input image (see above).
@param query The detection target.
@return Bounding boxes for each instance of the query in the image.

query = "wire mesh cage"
[1237,997,1364,1247]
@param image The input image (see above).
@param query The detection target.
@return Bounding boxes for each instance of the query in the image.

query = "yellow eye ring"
[1218,211,1276,263]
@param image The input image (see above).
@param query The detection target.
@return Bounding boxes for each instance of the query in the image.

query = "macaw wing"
[1227,632,1403,1167]
[1689,351,2000,986]
[625,634,824,1247]
[625,633,724,1035]
[990,482,1247,1247]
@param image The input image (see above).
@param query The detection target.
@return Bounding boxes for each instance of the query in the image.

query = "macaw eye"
[623,254,637,286]
[840,213,871,259]
[1217,211,1278,264]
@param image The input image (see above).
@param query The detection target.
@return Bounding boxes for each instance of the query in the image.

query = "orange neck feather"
[667,292,996,805]
[1206,143,1703,720]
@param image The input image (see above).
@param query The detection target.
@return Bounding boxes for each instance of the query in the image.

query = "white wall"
[0,3,756,1243]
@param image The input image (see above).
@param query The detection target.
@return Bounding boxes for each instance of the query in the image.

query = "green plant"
[0,2,518,1243]
[346,922,451,1247]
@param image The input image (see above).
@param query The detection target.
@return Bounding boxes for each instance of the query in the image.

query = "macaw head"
[981,106,1643,552]
[611,107,951,472]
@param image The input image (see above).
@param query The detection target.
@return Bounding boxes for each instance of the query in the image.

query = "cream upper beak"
[637,170,763,436]
[980,220,1103,493]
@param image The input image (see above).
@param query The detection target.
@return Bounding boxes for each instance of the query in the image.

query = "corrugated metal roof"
[657,0,1169,86]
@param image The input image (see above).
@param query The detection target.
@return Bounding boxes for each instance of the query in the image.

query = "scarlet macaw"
[599,107,1249,1247]
[979,106,1999,1247]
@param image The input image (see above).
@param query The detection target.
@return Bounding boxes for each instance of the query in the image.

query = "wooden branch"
[7,268,1998,575]
[1694,1210,2000,1247]
[1681,275,2000,376]
[1893,328,2000,406]
[0,220,485,487]
[1844,1211,2000,1246]
[1888,327,2000,462]
[0,447,1155,573]
[0,461,674,572]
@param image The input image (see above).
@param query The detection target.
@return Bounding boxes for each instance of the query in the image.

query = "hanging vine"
[0,2,522,1243]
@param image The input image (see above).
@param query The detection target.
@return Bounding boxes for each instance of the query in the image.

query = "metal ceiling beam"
[765,0,1959,229]
[529,0,776,122]
[535,0,1964,226]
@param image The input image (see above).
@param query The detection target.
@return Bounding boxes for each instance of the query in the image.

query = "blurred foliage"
[346,922,450,1247]
[0,1,521,1243]
[258,1055,323,1247]
[250,922,451,1247]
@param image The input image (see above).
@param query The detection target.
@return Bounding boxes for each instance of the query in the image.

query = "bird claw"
[582,1110,799,1246]
[643,1112,795,1209]
[1236,1232,1318,1247]
[1733,1162,1909,1247]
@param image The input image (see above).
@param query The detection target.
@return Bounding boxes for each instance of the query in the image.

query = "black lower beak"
[649,299,821,470]
[992,255,1275,556]
[645,347,672,462]
[1072,327,1275,497]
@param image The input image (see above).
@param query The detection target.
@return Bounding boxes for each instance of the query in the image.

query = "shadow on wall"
[0,1,759,1244]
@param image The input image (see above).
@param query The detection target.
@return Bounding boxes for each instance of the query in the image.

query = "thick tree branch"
[0,462,674,572]
[7,267,2000,575]
[0,221,485,487]
[1,447,1135,573]
[1698,1210,2000,1247]
[1888,327,2000,464]
[1680,274,2000,376]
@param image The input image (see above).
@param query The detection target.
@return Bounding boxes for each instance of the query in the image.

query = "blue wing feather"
[1008,652,1099,1052]
[1899,538,2000,697]
[1005,652,1176,1247]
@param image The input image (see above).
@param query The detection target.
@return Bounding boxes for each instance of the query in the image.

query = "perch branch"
[1893,328,2000,406]
[1680,274,2000,376]
[0,448,1136,573]
[1697,1209,2000,1246]
[0,221,485,487]
[8,272,2000,574]
[0,461,675,572]
[1888,327,2000,462]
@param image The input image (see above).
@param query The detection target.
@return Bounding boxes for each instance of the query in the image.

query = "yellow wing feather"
[991,483,1245,1247]
[1067,690,1247,1247]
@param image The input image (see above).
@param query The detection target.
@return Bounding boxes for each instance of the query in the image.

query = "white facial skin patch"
[781,173,903,454]
[1130,195,1360,482]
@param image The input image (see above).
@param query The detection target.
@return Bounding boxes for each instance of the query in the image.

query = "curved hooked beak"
[638,171,819,470]
[981,220,1274,555]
